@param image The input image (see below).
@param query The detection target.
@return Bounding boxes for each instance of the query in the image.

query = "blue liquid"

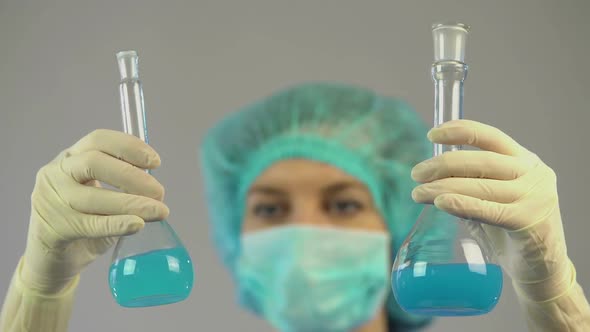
[392,263,503,316]
[109,247,194,308]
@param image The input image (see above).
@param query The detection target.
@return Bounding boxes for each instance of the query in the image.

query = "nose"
[290,200,331,226]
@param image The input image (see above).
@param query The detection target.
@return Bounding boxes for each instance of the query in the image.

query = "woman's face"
[242,159,387,234]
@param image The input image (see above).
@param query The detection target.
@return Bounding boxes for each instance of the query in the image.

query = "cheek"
[366,218,388,232]
[241,216,273,234]
[359,214,389,232]
[339,210,388,233]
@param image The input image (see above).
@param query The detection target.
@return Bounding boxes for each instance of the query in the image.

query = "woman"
[1,83,588,331]
[199,83,589,331]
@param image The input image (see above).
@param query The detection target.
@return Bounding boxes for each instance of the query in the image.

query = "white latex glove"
[1,129,170,332]
[21,129,169,294]
[410,119,574,303]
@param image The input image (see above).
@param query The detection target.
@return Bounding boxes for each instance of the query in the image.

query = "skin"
[241,158,390,332]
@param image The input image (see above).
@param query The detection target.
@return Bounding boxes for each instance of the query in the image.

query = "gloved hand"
[21,129,169,295]
[410,119,573,303]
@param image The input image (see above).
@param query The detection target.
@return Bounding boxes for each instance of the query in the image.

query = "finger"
[427,120,531,157]
[411,150,533,183]
[58,175,170,221]
[60,150,165,200]
[74,214,145,239]
[433,193,521,230]
[83,179,101,187]
[67,129,161,169]
[412,177,522,204]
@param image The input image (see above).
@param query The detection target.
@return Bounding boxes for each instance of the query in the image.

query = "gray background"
[0,0,588,331]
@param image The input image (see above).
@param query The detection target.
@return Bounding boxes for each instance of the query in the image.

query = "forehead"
[250,159,365,190]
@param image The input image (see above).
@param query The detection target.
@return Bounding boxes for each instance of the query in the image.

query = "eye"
[327,199,363,216]
[252,203,287,219]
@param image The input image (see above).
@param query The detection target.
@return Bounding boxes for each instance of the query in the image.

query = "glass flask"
[108,50,194,308]
[391,23,503,316]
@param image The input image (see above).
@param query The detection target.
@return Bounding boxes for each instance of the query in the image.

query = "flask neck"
[432,61,468,157]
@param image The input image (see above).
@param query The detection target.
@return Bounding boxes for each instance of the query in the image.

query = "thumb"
[77,215,145,239]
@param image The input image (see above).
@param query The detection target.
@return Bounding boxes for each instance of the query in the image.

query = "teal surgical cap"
[199,82,433,328]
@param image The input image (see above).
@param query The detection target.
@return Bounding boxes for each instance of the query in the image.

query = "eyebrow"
[247,185,287,196]
[322,181,369,195]
[247,181,368,196]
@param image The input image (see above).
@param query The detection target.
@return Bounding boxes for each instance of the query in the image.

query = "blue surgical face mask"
[236,225,390,332]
